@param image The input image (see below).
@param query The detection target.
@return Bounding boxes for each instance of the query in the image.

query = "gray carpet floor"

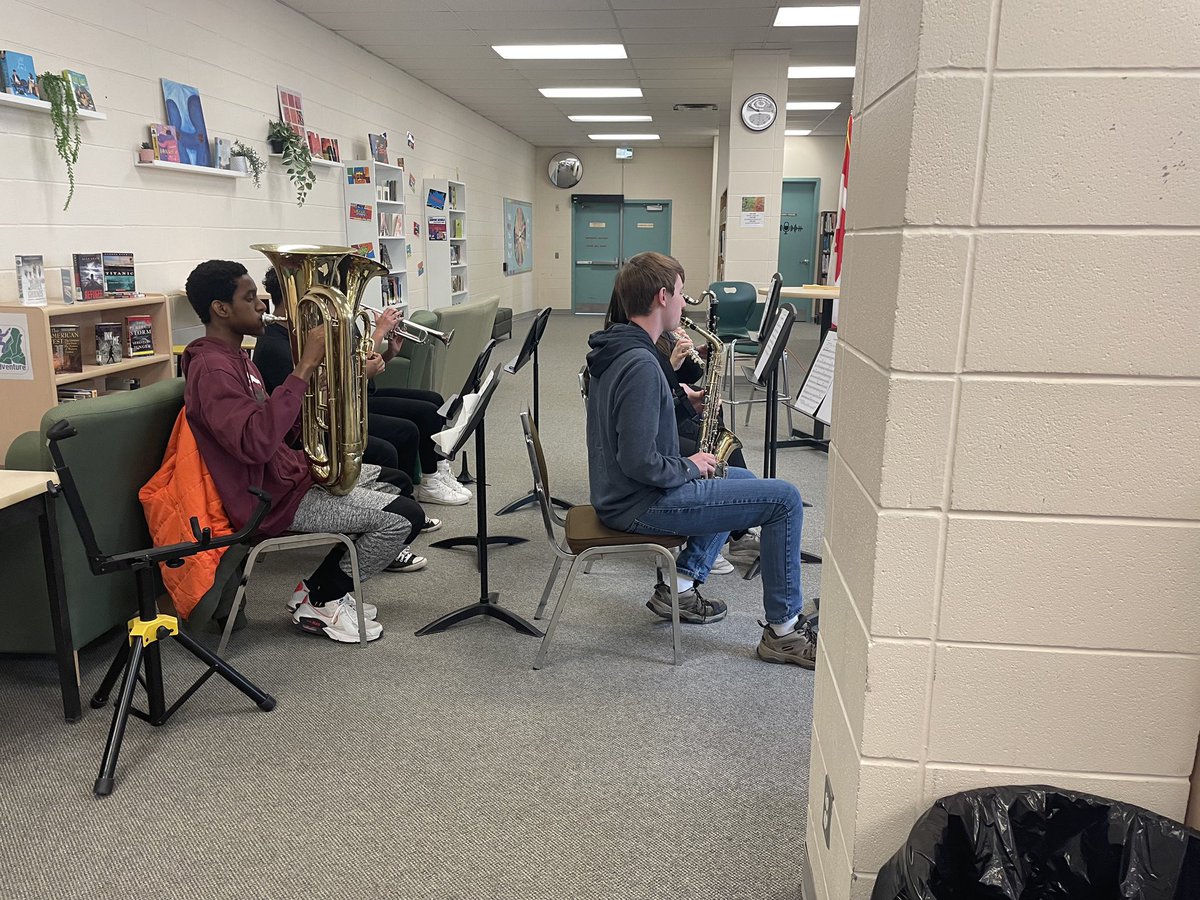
[0,313,828,900]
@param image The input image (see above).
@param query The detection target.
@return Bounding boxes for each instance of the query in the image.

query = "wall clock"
[740,93,778,132]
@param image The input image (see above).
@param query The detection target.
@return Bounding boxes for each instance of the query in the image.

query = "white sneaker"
[435,460,472,499]
[286,581,377,620]
[726,530,761,562]
[710,554,735,575]
[418,474,469,506]
[292,594,383,643]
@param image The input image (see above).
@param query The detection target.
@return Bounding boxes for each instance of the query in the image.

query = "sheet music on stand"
[815,387,833,426]
[793,331,837,417]
[752,304,794,385]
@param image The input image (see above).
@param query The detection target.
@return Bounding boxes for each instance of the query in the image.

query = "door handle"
[575,260,619,266]
[802,259,810,265]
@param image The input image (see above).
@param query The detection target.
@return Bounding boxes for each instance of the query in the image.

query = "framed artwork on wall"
[503,198,532,275]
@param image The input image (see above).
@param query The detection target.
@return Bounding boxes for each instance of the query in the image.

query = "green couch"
[375,295,501,399]
[2,379,185,655]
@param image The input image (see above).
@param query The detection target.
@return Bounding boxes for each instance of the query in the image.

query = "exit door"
[571,197,673,314]
[778,179,819,286]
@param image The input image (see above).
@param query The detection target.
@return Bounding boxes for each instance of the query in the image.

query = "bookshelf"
[268,153,342,170]
[0,295,174,456]
[0,91,106,119]
[134,157,248,178]
[423,177,467,309]
[344,160,407,309]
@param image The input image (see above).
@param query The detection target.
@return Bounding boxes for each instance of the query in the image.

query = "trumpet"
[363,305,455,347]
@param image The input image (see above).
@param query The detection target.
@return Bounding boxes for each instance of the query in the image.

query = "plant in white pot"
[231,141,265,188]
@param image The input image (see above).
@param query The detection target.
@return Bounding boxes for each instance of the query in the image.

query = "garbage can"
[873,785,1200,899]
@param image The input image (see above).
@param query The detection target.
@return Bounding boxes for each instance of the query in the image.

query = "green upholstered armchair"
[374,295,500,400]
[2,379,185,655]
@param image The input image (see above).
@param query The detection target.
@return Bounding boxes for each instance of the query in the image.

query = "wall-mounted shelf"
[268,153,342,169]
[134,157,248,178]
[0,92,106,119]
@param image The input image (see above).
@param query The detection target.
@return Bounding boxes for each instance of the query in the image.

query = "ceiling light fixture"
[774,6,860,27]
[788,66,856,79]
[494,44,627,60]
[785,129,813,136]
[588,134,660,140]
[540,88,643,98]
[568,115,653,122]
[786,101,841,111]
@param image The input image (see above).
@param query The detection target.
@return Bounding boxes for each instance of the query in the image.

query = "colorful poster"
[503,198,532,275]
[740,195,765,228]
[0,313,34,380]
[277,85,305,136]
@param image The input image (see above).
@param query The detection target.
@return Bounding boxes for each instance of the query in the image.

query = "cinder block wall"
[807,1,1200,897]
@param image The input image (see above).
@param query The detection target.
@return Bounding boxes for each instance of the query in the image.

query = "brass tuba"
[251,243,387,495]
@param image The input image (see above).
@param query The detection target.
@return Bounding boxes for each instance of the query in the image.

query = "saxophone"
[679,315,742,478]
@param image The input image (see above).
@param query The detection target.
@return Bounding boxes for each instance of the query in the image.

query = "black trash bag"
[872,785,1200,900]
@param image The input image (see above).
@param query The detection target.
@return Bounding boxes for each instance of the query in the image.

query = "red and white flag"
[831,113,852,328]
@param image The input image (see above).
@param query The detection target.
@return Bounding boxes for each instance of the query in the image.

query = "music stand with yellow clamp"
[46,420,277,797]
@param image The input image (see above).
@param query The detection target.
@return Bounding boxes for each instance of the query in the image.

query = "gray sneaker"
[646,582,727,624]
[756,619,817,669]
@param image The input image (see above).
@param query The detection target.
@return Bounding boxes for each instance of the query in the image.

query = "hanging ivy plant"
[39,72,81,211]
[267,119,316,207]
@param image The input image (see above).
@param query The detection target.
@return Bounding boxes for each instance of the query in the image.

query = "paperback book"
[73,253,105,300]
[213,136,232,170]
[320,137,340,162]
[60,267,76,304]
[0,50,38,99]
[15,255,46,306]
[50,324,83,374]
[102,252,136,296]
[124,314,154,357]
[369,132,389,164]
[150,124,180,163]
[379,212,404,237]
[95,322,123,364]
[379,244,392,270]
[63,70,95,110]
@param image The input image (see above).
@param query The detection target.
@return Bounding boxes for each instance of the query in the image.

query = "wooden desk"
[0,470,79,722]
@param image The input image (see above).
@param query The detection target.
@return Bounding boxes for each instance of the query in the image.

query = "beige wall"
[807,1,1200,898]
[0,0,536,317]
[784,135,844,219]
[532,146,715,310]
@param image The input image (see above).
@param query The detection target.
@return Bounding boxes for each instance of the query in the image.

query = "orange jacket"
[139,410,234,619]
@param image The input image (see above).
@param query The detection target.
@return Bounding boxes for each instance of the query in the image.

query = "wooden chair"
[521,410,687,668]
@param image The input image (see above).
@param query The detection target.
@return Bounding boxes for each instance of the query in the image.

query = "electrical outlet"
[822,775,834,849]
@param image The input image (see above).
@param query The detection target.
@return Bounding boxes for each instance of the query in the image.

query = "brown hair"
[614,251,684,319]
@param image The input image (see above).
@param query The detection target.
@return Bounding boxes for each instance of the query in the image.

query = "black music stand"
[437,339,497,486]
[780,285,834,453]
[45,420,276,797]
[496,307,572,516]
[418,367,541,637]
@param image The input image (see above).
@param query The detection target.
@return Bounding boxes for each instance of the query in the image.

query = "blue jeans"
[627,467,805,625]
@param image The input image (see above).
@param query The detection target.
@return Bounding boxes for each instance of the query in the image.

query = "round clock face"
[741,93,778,132]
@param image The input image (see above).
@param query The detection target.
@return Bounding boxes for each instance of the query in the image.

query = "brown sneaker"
[646,582,727,624]
[756,619,817,668]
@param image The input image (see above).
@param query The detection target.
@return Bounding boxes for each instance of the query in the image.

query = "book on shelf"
[57,387,99,403]
[382,274,403,305]
[376,179,398,202]
[73,253,104,300]
[320,137,340,162]
[451,274,464,293]
[306,130,320,155]
[0,50,38,99]
[124,314,154,357]
[350,242,375,260]
[102,251,136,296]
[449,244,461,264]
[369,132,389,164]
[15,255,46,306]
[150,124,180,162]
[60,267,75,304]
[63,69,96,111]
[453,218,464,238]
[213,136,232,170]
[378,211,403,237]
[448,184,459,210]
[379,243,392,270]
[428,217,447,241]
[95,322,123,365]
[50,324,83,374]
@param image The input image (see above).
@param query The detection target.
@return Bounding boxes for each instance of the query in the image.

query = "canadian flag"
[831,113,852,328]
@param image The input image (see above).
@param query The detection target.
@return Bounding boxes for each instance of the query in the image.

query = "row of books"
[16,253,137,306]
[50,317,154,374]
[379,211,404,237]
[57,378,141,403]
[377,179,400,202]
[1,50,96,110]
[381,275,403,305]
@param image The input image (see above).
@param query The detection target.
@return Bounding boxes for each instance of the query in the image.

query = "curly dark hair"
[262,267,283,307]
[185,260,248,323]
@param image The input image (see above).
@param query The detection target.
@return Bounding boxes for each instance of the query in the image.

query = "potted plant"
[267,119,315,206]
[230,141,265,188]
[38,71,81,210]
[138,141,154,163]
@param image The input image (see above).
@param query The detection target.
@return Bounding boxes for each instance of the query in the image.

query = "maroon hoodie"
[181,336,312,537]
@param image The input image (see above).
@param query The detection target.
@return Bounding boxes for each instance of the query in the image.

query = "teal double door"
[571,197,672,314]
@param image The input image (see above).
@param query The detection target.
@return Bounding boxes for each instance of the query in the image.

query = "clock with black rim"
[740,93,778,132]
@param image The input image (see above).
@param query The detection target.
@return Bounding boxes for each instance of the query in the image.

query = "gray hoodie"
[585,324,700,530]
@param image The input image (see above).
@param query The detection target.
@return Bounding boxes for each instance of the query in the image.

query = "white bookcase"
[423,177,467,309]
[344,160,407,309]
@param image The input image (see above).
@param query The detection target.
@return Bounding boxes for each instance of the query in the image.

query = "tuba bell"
[252,243,387,495]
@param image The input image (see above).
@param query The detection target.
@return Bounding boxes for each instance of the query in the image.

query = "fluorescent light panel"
[494,44,626,59]
[774,6,860,26]
[785,129,812,136]
[588,133,659,140]
[569,115,652,122]
[540,87,643,98]
[788,66,856,79]
[786,101,841,111]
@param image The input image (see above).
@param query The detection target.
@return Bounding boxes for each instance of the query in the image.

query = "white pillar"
[807,1,1200,897]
